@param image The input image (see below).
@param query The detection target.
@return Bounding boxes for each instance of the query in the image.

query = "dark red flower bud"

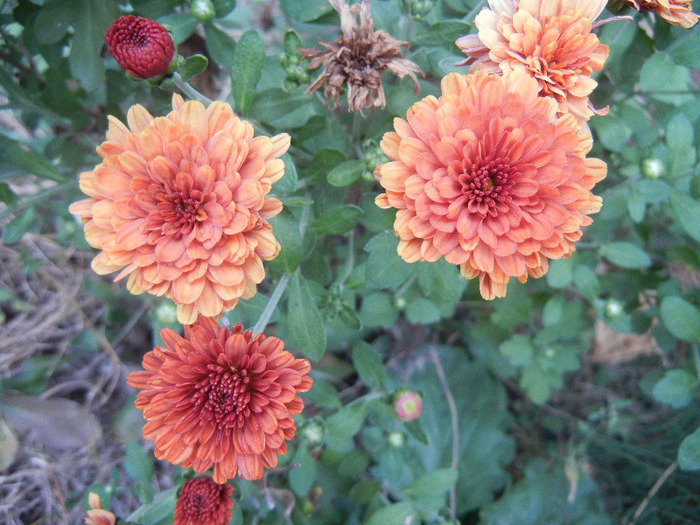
[105,16,175,79]
[174,476,234,525]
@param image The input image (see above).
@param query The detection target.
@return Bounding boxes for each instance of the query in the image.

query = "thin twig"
[429,346,459,521]
[625,460,679,525]
[172,72,213,105]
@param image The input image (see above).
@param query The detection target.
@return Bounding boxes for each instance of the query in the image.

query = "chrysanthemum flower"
[621,0,698,28]
[174,476,234,525]
[393,389,423,422]
[300,0,422,114]
[69,95,290,324]
[455,0,609,124]
[126,317,312,482]
[84,493,116,525]
[374,71,607,300]
[105,15,176,79]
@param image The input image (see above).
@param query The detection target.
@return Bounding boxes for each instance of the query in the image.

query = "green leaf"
[280,0,336,23]
[313,204,364,234]
[34,0,72,44]
[289,444,317,496]
[231,30,265,115]
[500,335,534,367]
[520,364,563,404]
[573,265,599,302]
[403,468,458,498]
[0,183,16,207]
[325,402,367,453]
[275,153,298,194]
[124,441,154,483]
[668,28,700,68]
[669,192,700,243]
[600,242,651,269]
[352,341,385,391]
[179,54,208,82]
[248,88,318,129]
[327,160,365,187]
[405,297,441,324]
[666,113,695,175]
[412,20,472,47]
[69,0,118,90]
[283,29,303,56]
[660,296,700,344]
[545,257,574,288]
[364,231,414,289]
[359,292,398,329]
[211,0,236,18]
[287,271,326,361]
[678,427,700,471]
[125,486,176,524]
[365,502,417,525]
[542,295,565,327]
[0,135,65,182]
[404,419,429,445]
[268,211,302,274]
[302,377,341,409]
[158,13,198,45]
[3,207,37,244]
[639,52,695,106]
[651,369,697,409]
[204,23,236,67]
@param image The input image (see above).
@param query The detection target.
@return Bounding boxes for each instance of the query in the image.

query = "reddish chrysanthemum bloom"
[174,476,234,525]
[84,493,116,525]
[105,15,176,79]
[622,0,698,27]
[69,95,290,324]
[374,71,607,300]
[393,389,422,422]
[455,0,609,124]
[126,317,313,482]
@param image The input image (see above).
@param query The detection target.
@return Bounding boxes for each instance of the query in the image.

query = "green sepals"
[178,54,209,82]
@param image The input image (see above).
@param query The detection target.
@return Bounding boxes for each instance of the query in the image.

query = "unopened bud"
[641,158,664,179]
[393,389,422,421]
[387,430,405,447]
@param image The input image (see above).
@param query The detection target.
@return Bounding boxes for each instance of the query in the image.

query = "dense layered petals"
[126,317,312,483]
[374,72,606,300]
[69,95,290,324]
[105,16,175,79]
[456,0,609,124]
[623,0,698,27]
[174,476,234,525]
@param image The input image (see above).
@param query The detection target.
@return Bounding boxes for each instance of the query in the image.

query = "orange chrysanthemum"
[126,317,312,483]
[455,0,609,124]
[69,95,289,324]
[174,476,234,525]
[622,0,698,28]
[374,71,607,300]
[84,493,116,525]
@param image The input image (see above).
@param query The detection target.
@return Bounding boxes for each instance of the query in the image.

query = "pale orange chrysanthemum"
[69,95,289,324]
[174,476,234,525]
[84,493,116,525]
[455,0,609,124]
[374,71,607,300]
[126,317,312,483]
[622,0,698,28]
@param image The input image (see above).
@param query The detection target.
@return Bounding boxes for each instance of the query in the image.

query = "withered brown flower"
[300,0,422,114]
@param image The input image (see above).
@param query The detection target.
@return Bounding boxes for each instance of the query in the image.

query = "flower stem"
[252,273,292,336]
[172,72,213,105]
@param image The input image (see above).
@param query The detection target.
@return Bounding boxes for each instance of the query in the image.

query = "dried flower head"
[174,476,234,525]
[126,317,313,482]
[455,0,610,124]
[374,71,607,300]
[105,15,176,79]
[84,493,116,525]
[300,0,422,114]
[69,95,289,324]
[622,0,698,27]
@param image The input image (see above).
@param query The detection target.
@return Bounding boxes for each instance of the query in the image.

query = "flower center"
[194,366,251,430]
[460,154,515,212]
[158,190,205,234]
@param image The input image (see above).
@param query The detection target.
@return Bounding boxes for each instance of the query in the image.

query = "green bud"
[302,420,324,446]
[190,0,216,22]
[387,431,405,448]
[394,296,407,310]
[154,301,178,324]
[641,158,664,179]
[605,299,624,318]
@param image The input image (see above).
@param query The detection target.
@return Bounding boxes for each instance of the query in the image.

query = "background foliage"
[1,0,700,523]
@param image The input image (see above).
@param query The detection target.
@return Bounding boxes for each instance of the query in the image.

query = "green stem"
[172,72,213,105]
[252,203,311,335]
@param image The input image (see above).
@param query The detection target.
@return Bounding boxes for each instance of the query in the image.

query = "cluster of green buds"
[400,0,437,19]
[279,29,310,91]
[321,283,361,329]
[361,139,389,181]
